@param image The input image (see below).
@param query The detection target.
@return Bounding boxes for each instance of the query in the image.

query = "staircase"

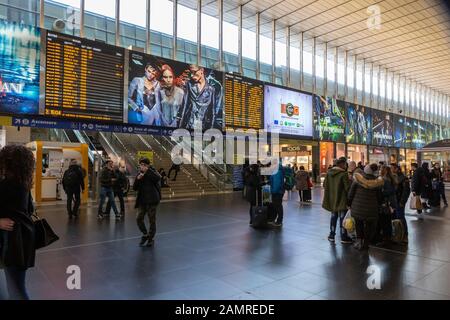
[139,135,223,199]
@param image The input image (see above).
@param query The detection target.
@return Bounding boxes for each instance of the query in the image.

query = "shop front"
[368,146,398,165]
[347,144,367,164]
[399,148,417,174]
[281,145,312,171]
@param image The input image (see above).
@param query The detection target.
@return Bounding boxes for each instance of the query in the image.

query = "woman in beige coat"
[295,166,310,202]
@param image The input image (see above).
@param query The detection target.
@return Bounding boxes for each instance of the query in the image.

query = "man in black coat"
[105,165,128,216]
[62,159,85,218]
[134,157,161,247]
[412,162,432,215]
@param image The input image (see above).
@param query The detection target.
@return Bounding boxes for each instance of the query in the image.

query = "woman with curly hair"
[0,145,36,300]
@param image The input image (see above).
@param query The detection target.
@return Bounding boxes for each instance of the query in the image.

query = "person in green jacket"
[322,157,353,244]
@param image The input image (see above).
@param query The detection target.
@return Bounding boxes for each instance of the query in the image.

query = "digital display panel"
[404,117,413,149]
[0,21,40,115]
[45,31,124,122]
[127,51,223,130]
[412,119,426,149]
[224,73,263,130]
[372,109,394,147]
[345,102,371,145]
[393,114,405,148]
[313,95,346,142]
[264,85,313,137]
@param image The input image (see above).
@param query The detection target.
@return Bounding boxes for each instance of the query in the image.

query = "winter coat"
[62,164,85,192]
[348,173,384,220]
[100,167,116,188]
[396,172,411,207]
[133,166,162,208]
[382,177,398,208]
[412,166,432,199]
[269,164,285,195]
[0,179,36,269]
[322,167,351,212]
[245,170,262,206]
[295,170,310,191]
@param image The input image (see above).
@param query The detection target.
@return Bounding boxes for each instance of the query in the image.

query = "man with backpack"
[62,159,85,219]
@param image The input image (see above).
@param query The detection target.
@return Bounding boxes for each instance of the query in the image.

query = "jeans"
[330,210,348,238]
[440,183,448,204]
[4,267,29,300]
[66,189,81,216]
[136,204,157,240]
[99,187,119,216]
[105,190,125,214]
[271,193,284,224]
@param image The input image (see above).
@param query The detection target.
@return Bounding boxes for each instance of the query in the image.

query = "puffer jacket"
[348,173,384,220]
[295,170,310,191]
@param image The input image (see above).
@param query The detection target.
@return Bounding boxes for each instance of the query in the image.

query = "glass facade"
[1,0,449,131]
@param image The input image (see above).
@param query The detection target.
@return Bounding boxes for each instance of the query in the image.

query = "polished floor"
[3,188,450,300]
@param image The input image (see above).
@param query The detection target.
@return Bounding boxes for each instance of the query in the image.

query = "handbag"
[32,212,59,250]
[307,177,313,189]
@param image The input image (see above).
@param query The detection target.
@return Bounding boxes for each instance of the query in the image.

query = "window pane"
[0,0,39,26]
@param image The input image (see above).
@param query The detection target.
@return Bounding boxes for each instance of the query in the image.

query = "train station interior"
[0,0,450,301]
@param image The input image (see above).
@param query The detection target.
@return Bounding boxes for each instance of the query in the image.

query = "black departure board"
[225,73,263,130]
[44,31,124,122]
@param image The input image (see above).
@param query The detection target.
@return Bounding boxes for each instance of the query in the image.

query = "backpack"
[63,169,79,188]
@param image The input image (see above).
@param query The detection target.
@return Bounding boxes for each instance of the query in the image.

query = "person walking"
[391,164,411,244]
[268,161,285,227]
[412,162,432,217]
[62,159,85,219]
[295,166,310,203]
[313,163,319,183]
[322,157,353,244]
[105,165,127,217]
[348,164,384,251]
[98,160,121,220]
[168,163,181,181]
[0,145,37,300]
[134,158,162,247]
[244,164,261,225]
[284,164,295,192]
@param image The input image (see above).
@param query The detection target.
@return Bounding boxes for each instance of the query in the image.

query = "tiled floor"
[3,188,450,300]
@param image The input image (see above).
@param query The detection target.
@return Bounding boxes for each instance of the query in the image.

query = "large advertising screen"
[345,102,371,145]
[372,110,394,146]
[0,21,40,115]
[224,73,263,130]
[45,31,124,122]
[393,114,405,148]
[404,117,413,149]
[412,119,426,149]
[264,85,313,137]
[127,51,223,130]
[313,95,345,142]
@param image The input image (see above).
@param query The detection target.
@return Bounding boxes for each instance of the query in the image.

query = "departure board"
[225,73,263,130]
[45,31,124,122]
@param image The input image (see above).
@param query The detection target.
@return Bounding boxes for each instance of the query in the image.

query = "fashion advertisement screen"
[393,114,405,148]
[372,109,394,147]
[404,117,413,149]
[264,85,313,137]
[0,21,40,115]
[345,102,371,145]
[127,51,223,130]
[412,119,426,149]
[313,95,345,142]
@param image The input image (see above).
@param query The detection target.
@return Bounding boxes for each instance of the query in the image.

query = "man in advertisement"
[178,64,223,130]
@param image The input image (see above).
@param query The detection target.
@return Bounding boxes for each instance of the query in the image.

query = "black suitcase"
[302,189,312,201]
[251,205,268,228]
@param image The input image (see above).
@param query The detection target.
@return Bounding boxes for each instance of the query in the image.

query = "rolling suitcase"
[251,185,270,229]
[302,188,312,202]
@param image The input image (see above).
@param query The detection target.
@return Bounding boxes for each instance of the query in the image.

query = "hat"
[364,164,374,175]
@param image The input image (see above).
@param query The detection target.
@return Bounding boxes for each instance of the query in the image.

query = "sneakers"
[97,213,104,219]
[272,222,282,227]
[139,235,148,246]
[115,214,122,221]
[328,234,335,243]
[146,239,154,247]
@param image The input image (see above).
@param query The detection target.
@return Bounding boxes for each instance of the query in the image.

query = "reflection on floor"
[6,189,450,300]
